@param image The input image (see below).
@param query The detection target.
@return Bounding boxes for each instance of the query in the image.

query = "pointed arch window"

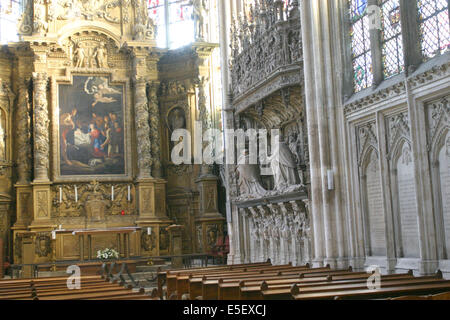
[380,0,404,78]
[418,0,450,60]
[349,0,373,92]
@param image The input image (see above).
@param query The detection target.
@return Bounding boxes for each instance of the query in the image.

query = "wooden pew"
[233,272,415,300]
[287,272,450,300]
[187,265,314,300]
[36,288,146,300]
[295,282,450,300]
[262,274,443,300]
[157,261,272,298]
[166,262,280,298]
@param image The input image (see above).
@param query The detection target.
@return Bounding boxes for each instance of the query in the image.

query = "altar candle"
[75,186,78,202]
[59,224,62,230]
[111,186,114,201]
[128,185,131,202]
[59,187,62,203]
[51,231,56,240]
[147,227,151,235]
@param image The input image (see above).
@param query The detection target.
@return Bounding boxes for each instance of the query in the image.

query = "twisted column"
[16,78,32,184]
[32,72,49,182]
[148,82,162,178]
[134,77,152,179]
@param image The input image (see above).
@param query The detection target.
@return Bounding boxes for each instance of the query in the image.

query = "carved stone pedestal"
[30,183,54,232]
[136,179,172,257]
[136,178,170,223]
[195,175,225,253]
[167,224,184,268]
[14,185,33,229]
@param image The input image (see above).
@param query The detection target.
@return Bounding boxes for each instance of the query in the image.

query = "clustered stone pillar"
[134,77,153,180]
[32,72,50,183]
[148,82,162,178]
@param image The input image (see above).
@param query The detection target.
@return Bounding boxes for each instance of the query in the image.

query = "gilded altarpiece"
[0,0,225,269]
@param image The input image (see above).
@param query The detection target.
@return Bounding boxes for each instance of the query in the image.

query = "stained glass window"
[148,0,167,48]
[168,0,194,49]
[349,0,373,92]
[148,0,195,49]
[381,0,404,78]
[0,0,22,44]
[418,0,450,60]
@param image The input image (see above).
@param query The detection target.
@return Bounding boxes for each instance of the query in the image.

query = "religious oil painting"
[58,76,125,176]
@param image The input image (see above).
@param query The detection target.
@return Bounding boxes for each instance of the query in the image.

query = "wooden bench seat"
[262,276,445,300]
[167,264,309,299]
[233,273,414,300]
[36,289,145,300]
[290,280,450,300]
[186,266,315,300]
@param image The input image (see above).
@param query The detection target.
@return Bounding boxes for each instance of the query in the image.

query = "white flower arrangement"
[96,248,119,260]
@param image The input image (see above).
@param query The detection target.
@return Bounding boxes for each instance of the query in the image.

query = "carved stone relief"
[35,232,51,257]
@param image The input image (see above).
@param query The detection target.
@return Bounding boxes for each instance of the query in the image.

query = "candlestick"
[111,186,114,201]
[51,230,56,240]
[147,227,151,235]
[128,185,131,202]
[59,224,62,230]
[75,186,78,202]
[59,187,62,203]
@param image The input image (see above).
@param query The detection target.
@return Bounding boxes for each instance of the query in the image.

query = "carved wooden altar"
[0,0,225,269]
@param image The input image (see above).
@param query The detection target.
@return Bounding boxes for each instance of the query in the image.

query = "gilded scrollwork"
[52,182,136,218]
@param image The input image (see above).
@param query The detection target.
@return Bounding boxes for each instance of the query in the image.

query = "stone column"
[300,0,350,268]
[16,77,32,185]
[134,77,152,180]
[14,77,33,229]
[31,72,52,230]
[148,81,162,178]
[32,72,49,183]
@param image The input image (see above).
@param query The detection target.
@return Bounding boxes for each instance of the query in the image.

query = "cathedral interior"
[0,0,449,295]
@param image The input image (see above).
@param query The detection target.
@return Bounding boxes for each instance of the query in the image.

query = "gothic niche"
[167,107,187,154]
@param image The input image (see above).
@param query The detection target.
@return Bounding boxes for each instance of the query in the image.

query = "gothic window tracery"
[418,0,450,60]
[349,0,373,92]
[381,0,404,78]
